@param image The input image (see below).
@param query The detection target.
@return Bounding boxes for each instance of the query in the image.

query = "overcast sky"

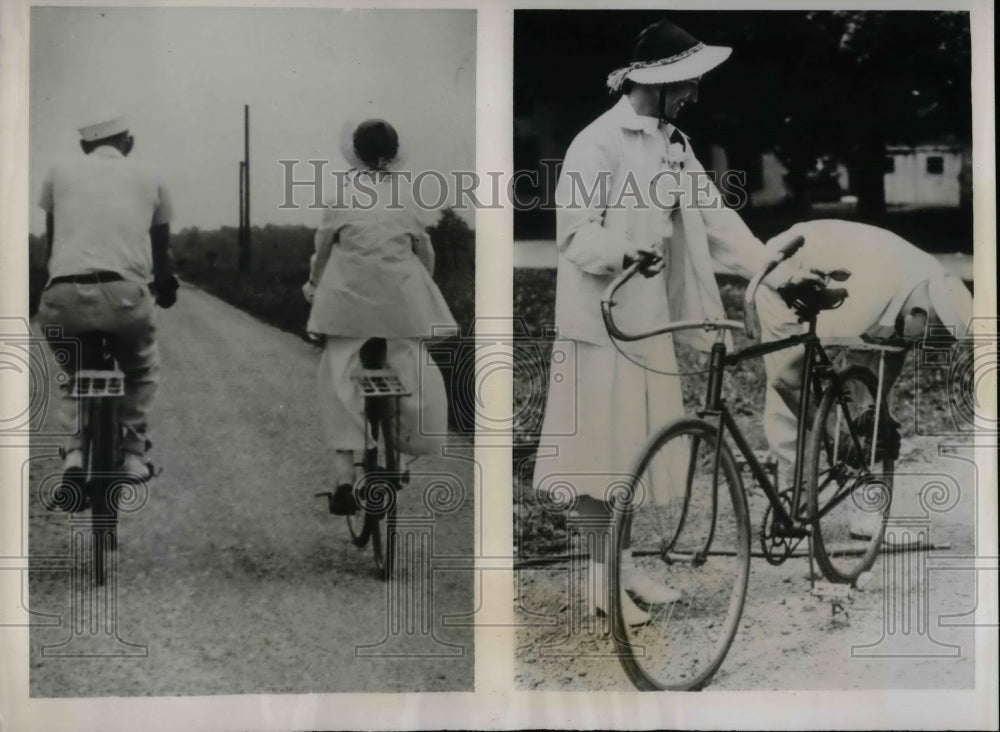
[29,7,476,233]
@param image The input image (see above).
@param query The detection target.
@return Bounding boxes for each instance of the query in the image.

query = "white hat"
[608,18,732,92]
[77,114,129,142]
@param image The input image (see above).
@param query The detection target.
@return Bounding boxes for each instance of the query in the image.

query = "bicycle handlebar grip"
[743,234,807,340]
[623,251,662,278]
[777,234,806,261]
[601,259,647,341]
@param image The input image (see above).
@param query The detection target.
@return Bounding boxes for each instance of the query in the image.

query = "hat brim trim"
[625,45,732,85]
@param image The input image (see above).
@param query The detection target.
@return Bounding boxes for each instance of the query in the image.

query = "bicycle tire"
[611,418,751,691]
[354,398,398,581]
[345,446,376,545]
[372,403,398,582]
[89,398,120,586]
[807,366,895,584]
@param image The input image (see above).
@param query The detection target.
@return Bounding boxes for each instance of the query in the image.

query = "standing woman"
[304,118,456,515]
[534,18,787,624]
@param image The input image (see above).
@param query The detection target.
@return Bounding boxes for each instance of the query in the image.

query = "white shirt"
[760,219,959,340]
[39,146,173,283]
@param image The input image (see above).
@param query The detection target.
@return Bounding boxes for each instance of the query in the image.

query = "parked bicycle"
[600,235,900,690]
[316,337,410,581]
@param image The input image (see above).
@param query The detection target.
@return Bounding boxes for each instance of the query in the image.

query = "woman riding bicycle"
[303,118,456,515]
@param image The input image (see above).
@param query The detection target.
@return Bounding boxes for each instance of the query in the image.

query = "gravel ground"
[27,282,474,696]
[514,435,980,691]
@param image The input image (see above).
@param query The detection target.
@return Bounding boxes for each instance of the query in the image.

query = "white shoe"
[62,447,84,475]
[621,561,682,605]
[589,561,650,626]
[121,451,153,481]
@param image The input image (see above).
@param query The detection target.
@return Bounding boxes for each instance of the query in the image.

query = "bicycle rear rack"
[72,369,125,398]
[351,369,411,398]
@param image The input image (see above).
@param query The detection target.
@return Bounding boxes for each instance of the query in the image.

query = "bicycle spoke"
[808,367,894,583]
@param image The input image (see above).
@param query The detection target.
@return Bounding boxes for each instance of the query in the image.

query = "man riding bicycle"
[37,113,178,485]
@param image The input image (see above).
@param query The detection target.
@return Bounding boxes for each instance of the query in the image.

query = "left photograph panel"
[25,6,476,696]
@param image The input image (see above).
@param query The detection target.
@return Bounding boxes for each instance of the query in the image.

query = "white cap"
[77,114,129,142]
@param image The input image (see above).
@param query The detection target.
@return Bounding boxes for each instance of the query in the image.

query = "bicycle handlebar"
[600,261,744,342]
[601,234,807,344]
[743,234,805,340]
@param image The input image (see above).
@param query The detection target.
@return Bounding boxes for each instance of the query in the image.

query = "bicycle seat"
[777,281,848,322]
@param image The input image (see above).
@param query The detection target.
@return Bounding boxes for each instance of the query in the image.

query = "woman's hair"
[352,119,399,169]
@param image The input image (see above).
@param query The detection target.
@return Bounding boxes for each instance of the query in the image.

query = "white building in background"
[884,142,965,207]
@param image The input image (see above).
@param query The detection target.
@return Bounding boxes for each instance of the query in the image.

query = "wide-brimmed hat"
[338,117,405,170]
[607,18,732,92]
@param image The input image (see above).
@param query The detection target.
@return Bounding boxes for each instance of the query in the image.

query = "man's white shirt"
[39,145,173,284]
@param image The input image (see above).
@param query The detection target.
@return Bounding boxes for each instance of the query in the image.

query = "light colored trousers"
[756,287,904,477]
[36,279,160,455]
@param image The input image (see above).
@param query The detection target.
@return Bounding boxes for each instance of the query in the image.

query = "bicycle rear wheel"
[807,366,895,584]
[364,399,399,582]
[89,398,120,586]
[611,418,750,691]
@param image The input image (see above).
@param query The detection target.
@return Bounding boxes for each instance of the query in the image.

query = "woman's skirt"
[318,336,448,455]
[532,337,690,507]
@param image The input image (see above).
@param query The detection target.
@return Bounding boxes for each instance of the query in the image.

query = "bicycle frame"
[72,335,125,586]
[600,248,885,540]
[706,324,834,535]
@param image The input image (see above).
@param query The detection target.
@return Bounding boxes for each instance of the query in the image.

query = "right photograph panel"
[513,9,979,691]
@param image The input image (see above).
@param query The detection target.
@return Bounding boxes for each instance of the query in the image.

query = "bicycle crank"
[759,490,807,566]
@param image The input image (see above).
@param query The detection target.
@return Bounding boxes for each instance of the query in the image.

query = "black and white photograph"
[1,1,996,730]
[513,9,991,692]
[12,5,476,698]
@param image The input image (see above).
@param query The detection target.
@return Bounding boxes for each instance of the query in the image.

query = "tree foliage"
[514,10,972,219]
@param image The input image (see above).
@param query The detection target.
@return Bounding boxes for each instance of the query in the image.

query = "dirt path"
[27,282,474,696]
[515,437,981,691]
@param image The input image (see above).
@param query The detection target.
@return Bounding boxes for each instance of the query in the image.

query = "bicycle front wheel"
[807,366,895,584]
[611,418,750,691]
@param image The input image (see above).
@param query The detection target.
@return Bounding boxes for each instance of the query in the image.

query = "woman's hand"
[302,281,316,303]
[622,240,665,274]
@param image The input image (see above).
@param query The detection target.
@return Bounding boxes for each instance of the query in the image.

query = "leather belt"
[49,271,125,286]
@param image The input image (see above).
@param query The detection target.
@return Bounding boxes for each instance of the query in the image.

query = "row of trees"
[515,10,972,216]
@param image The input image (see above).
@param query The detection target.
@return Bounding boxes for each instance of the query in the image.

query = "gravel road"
[28,282,474,696]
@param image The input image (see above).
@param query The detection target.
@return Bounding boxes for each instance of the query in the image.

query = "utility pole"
[239,104,251,272]
[239,160,246,260]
